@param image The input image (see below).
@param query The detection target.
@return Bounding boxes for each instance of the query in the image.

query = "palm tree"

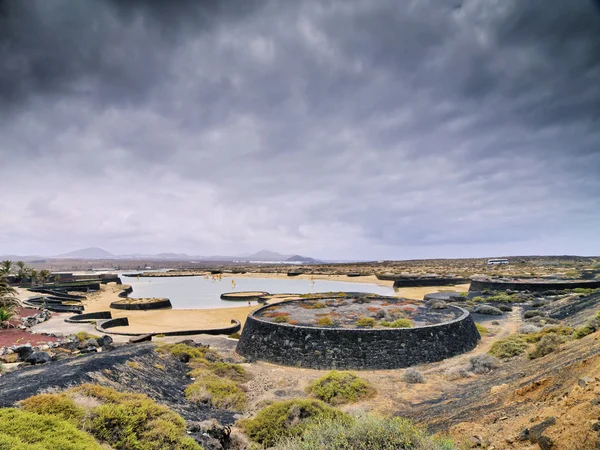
[0,277,19,311]
[0,260,13,275]
[30,269,38,286]
[15,261,30,283]
[0,307,15,328]
[39,269,51,284]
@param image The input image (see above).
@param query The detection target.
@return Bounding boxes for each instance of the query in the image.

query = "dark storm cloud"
[0,0,599,258]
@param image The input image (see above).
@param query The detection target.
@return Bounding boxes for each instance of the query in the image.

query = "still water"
[120,274,393,309]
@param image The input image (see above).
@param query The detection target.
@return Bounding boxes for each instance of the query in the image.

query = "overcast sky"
[1,0,599,260]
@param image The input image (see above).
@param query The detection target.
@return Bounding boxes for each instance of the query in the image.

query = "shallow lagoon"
[120,274,394,309]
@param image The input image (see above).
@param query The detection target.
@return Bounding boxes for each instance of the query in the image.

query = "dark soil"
[0,342,236,424]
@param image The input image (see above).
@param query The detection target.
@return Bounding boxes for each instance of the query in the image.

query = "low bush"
[518,324,542,334]
[190,361,249,382]
[76,331,100,341]
[20,394,85,425]
[445,367,470,381]
[18,384,201,450]
[379,318,412,328]
[521,325,574,343]
[488,335,528,358]
[475,293,518,303]
[355,317,376,327]
[310,302,327,309]
[274,315,290,323]
[156,343,214,361]
[402,368,425,384]
[474,305,503,315]
[574,311,600,339]
[524,310,545,319]
[239,399,349,447]
[276,414,458,450]
[308,371,375,405]
[185,373,247,411]
[317,316,334,326]
[467,354,499,374]
[228,332,240,339]
[475,323,489,335]
[528,334,567,359]
[0,408,103,449]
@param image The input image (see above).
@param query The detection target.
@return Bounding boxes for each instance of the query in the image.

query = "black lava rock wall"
[236,305,480,370]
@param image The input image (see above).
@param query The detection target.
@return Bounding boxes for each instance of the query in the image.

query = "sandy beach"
[19,275,469,335]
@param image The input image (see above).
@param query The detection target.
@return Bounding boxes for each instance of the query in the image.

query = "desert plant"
[274,315,290,323]
[475,323,489,335]
[17,384,201,450]
[524,310,545,319]
[308,371,375,405]
[310,301,327,309]
[445,367,470,381]
[276,414,458,450]
[0,307,15,328]
[528,334,567,359]
[228,332,241,339]
[239,399,349,447]
[185,373,247,411]
[402,368,425,384]
[355,317,376,327]
[380,318,412,328]
[317,316,334,326]
[0,408,103,449]
[574,311,600,339]
[467,354,499,374]
[488,335,527,358]
[473,305,503,315]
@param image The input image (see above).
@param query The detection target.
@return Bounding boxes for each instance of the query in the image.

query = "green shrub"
[239,399,349,447]
[355,317,376,327]
[274,315,290,323]
[156,343,213,361]
[21,384,202,450]
[317,317,334,326]
[476,293,518,303]
[521,325,574,343]
[0,408,103,450]
[76,331,100,341]
[185,374,247,411]
[524,310,544,319]
[276,414,458,450]
[19,394,85,424]
[475,323,489,335]
[228,332,241,339]
[207,361,249,382]
[488,335,527,358]
[310,302,327,309]
[574,311,600,339]
[379,318,412,328]
[308,371,375,405]
[574,325,595,339]
[528,334,567,359]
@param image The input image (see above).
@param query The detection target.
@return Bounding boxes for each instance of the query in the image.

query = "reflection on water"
[120,274,394,309]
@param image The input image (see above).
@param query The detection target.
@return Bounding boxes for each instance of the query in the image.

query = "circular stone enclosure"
[236,294,480,370]
[220,291,269,301]
[110,298,172,310]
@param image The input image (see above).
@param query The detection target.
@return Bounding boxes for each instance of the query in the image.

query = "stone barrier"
[469,278,600,293]
[236,301,480,370]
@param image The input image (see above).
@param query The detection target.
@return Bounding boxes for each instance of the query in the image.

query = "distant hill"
[246,250,291,261]
[286,255,320,263]
[55,247,115,259]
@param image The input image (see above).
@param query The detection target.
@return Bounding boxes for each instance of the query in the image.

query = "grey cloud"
[0,0,599,258]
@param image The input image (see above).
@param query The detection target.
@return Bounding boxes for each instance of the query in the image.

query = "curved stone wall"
[469,278,600,293]
[236,301,480,370]
[65,311,113,323]
[95,318,241,337]
[110,298,172,310]
[220,291,269,301]
[392,277,471,288]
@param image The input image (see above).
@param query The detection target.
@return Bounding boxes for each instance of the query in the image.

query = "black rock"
[79,347,98,354]
[537,435,554,450]
[129,334,153,343]
[78,338,99,349]
[25,352,52,365]
[97,335,114,348]
[14,345,34,361]
[177,353,190,363]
